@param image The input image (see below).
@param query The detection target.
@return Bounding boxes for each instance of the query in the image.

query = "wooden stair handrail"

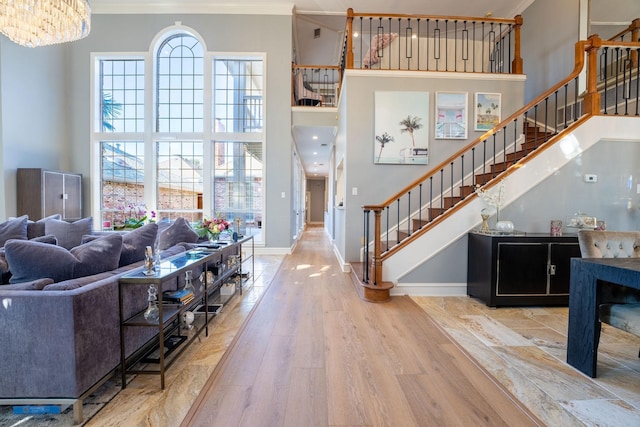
[363,36,598,212]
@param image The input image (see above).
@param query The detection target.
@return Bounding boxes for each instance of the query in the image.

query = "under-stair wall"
[387,115,640,296]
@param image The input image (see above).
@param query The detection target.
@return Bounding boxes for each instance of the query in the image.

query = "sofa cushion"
[0,215,28,247]
[157,217,198,250]
[0,278,54,290]
[6,234,123,284]
[26,214,62,239]
[119,223,159,267]
[45,217,93,250]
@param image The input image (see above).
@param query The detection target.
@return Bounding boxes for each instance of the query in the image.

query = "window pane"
[213,141,263,231]
[156,141,204,222]
[156,34,204,133]
[99,59,145,133]
[101,141,147,228]
[213,58,263,133]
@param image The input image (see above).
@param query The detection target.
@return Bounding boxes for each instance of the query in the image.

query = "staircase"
[396,122,554,242]
[356,34,640,302]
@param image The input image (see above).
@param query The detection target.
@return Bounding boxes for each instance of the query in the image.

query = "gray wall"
[521,0,580,104]
[0,40,68,218]
[1,13,294,249]
[338,73,525,263]
[401,139,640,283]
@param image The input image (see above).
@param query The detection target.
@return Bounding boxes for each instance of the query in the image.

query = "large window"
[94,28,264,240]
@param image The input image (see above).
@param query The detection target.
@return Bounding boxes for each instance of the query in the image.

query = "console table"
[118,236,254,389]
[467,232,580,307]
[567,257,640,377]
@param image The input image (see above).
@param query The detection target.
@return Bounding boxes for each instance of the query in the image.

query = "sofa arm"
[0,279,121,399]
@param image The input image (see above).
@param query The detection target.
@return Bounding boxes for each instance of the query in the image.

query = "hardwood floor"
[181,228,541,427]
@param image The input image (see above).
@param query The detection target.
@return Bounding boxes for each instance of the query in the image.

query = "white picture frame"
[435,91,468,139]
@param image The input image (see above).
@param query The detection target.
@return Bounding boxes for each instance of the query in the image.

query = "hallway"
[181,227,540,426]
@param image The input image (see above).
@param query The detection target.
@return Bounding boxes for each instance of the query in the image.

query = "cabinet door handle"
[548,264,557,275]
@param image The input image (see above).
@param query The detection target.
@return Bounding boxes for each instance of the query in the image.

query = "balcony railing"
[342,8,523,74]
[292,65,342,108]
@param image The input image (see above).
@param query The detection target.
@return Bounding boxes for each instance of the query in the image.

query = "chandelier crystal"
[0,0,91,48]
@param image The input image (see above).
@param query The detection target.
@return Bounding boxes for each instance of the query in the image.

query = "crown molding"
[91,2,294,15]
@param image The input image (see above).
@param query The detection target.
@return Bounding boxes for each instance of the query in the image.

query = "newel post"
[346,8,354,69]
[371,207,383,285]
[583,34,602,115]
[511,15,523,74]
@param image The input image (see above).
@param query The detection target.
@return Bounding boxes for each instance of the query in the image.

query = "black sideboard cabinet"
[467,232,581,307]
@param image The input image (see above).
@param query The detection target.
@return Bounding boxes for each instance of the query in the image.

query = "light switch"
[281,192,286,198]
[352,187,358,196]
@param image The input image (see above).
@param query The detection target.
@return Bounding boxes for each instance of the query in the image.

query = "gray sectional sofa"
[0,217,202,423]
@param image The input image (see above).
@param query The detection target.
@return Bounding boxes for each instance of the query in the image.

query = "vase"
[479,209,491,233]
[144,284,160,323]
[209,233,220,242]
[495,220,515,233]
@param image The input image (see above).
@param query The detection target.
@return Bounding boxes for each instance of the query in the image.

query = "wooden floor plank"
[181,227,543,427]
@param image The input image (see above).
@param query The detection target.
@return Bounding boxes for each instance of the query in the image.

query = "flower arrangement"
[195,214,231,241]
[115,204,156,230]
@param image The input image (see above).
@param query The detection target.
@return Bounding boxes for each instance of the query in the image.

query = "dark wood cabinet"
[17,168,82,221]
[467,232,581,307]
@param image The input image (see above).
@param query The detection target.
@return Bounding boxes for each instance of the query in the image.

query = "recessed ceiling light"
[353,32,359,38]
[312,135,318,140]
[313,151,318,155]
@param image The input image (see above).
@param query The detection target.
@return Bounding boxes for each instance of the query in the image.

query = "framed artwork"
[435,92,468,139]
[474,92,501,131]
[374,91,429,164]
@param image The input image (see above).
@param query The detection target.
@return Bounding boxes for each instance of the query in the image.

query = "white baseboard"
[254,246,292,256]
[390,282,467,297]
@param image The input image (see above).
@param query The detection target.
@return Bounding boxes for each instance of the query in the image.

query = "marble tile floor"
[2,256,639,426]
[412,296,640,427]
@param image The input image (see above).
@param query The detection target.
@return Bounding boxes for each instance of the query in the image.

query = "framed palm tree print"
[475,92,501,131]
[374,91,429,164]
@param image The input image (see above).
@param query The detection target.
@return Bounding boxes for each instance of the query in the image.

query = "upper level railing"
[342,8,523,74]
[361,34,640,286]
[291,65,342,108]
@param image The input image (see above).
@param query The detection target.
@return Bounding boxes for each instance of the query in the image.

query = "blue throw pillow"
[0,215,28,247]
[157,217,198,250]
[119,223,158,267]
[5,234,123,284]
[45,217,93,250]
[26,214,62,239]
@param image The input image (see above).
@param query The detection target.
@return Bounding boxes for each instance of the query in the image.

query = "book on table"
[163,289,194,303]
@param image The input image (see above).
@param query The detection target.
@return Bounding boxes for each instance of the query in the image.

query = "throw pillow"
[0,215,28,247]
[45,217,93,250]
[26,214,62,239]
[6,234,123,284]
[157,217,198,250]
[119,223,158,267]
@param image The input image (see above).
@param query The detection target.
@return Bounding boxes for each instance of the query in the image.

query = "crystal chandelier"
[0,0,91,48]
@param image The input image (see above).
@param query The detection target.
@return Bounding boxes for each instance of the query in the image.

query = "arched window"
[156,34,204,133]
